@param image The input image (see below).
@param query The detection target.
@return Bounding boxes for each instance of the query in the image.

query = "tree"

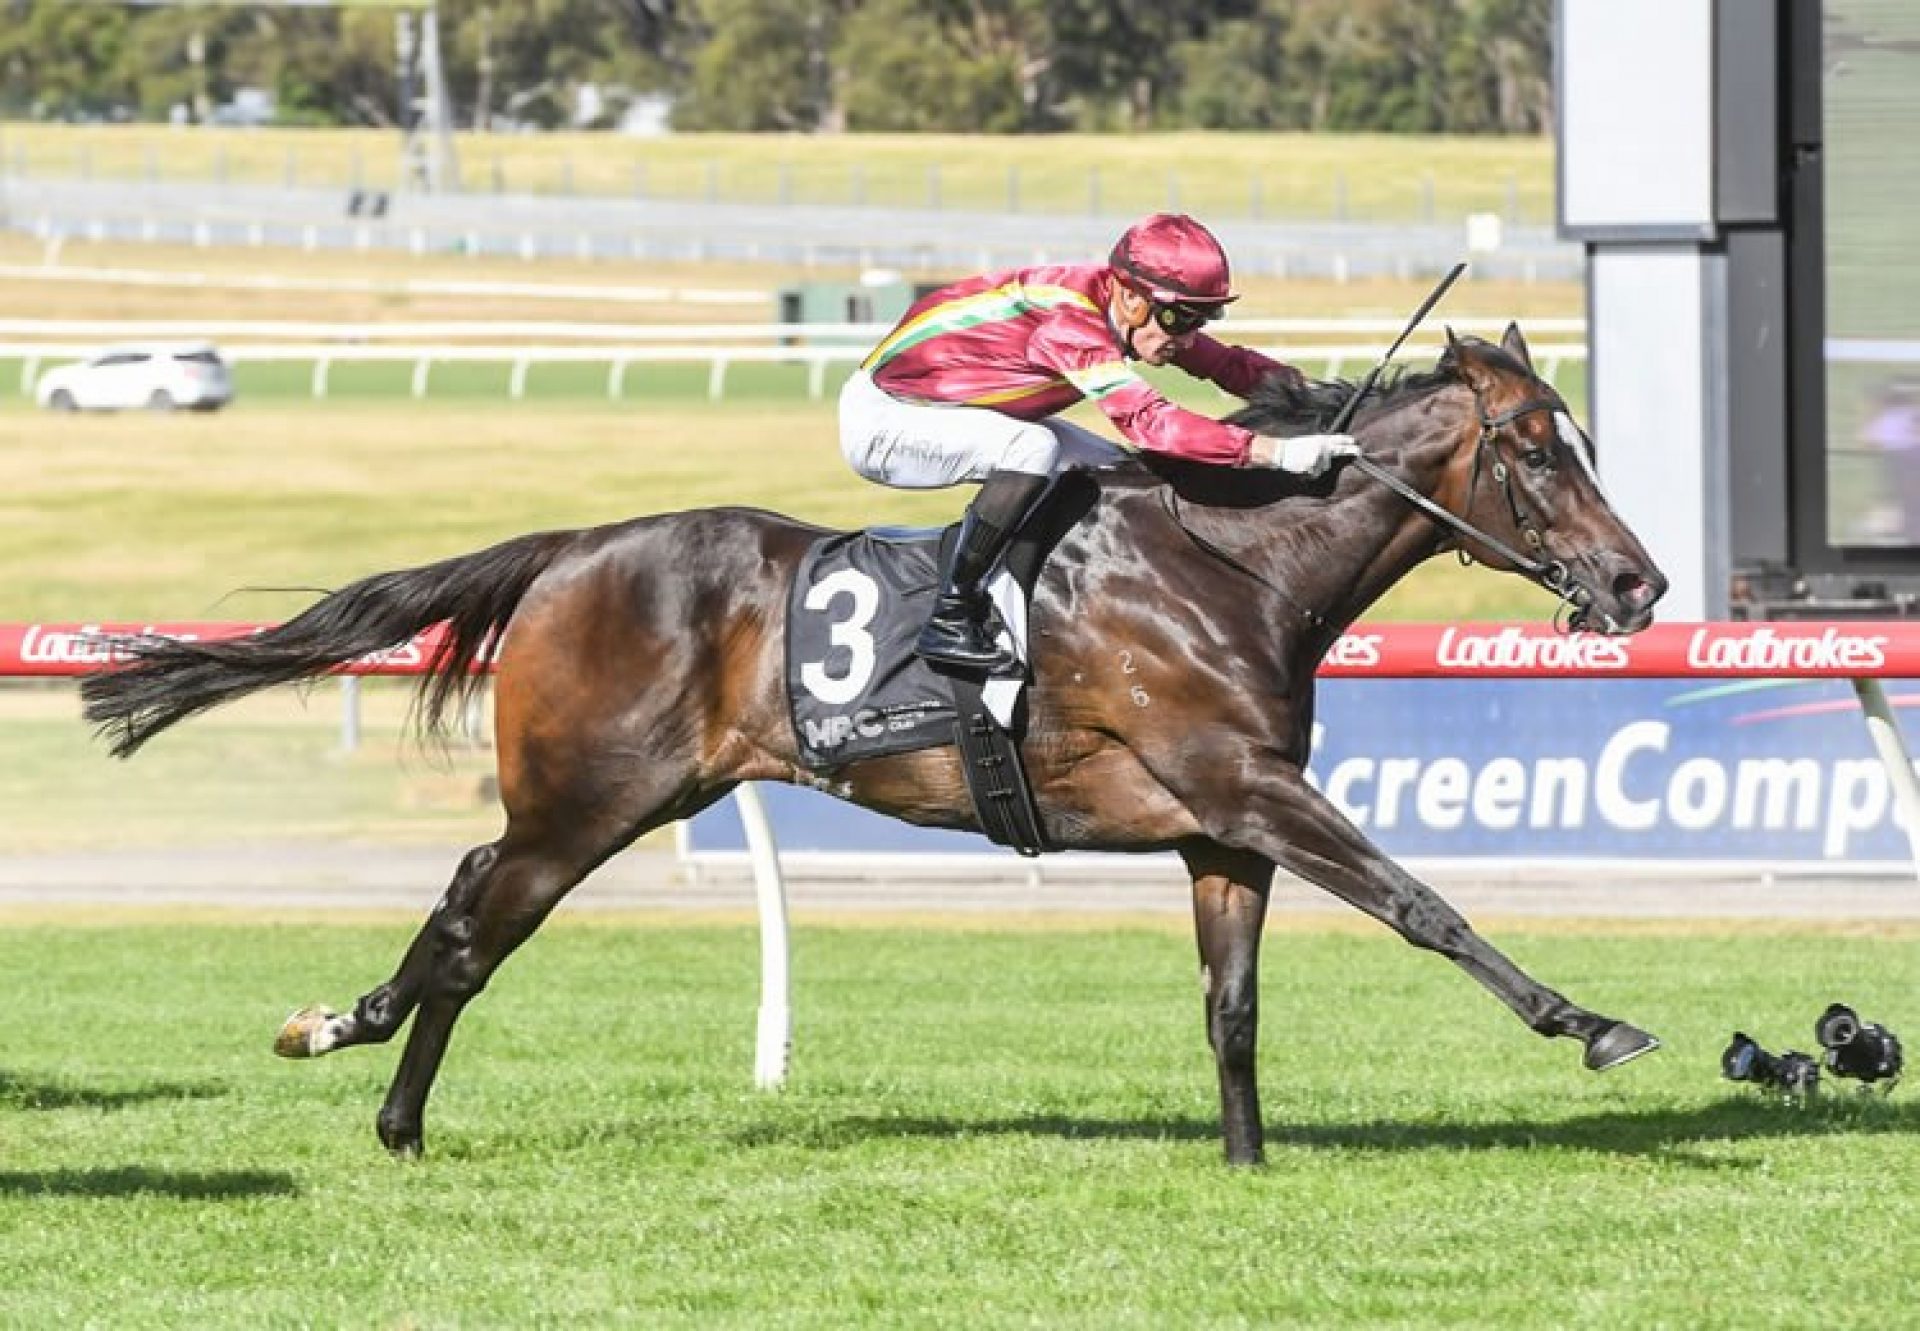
[674,0,840,131]
[0,0,1552,135]
[1166,6,1296,130]
[0,0,135,119]
[1048,0,1257,130]
[438,0,675,130]
[836,0,1053,132]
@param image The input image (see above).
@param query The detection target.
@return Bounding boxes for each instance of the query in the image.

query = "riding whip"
[1327,260,1467,435]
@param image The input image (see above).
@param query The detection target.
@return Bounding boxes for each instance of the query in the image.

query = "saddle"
[783,472,1099,853]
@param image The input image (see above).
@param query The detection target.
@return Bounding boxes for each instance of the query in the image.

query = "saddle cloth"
[784,526,1028,770]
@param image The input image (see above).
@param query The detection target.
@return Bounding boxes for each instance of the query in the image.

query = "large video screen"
[1825,0,1920,546]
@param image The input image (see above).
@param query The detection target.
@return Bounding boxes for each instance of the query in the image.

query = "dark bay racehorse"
[82,325,1667,1165]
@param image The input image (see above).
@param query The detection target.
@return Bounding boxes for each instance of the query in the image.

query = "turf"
[0,920,1916,1328]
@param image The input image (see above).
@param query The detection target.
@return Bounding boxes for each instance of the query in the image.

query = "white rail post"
[339,676,361,753]
[733,784,792,1089]
[1850,678,1920,883]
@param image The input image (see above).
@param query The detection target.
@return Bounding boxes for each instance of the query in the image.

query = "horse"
[81,324,1667,1166]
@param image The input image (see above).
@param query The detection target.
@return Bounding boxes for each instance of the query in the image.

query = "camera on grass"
[1720,1032,1821,1098]
[1814,1004,1903,1089]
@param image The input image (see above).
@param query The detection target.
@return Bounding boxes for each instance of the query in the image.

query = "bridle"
[1348,392,1596,629]
[1164,384,1599,632]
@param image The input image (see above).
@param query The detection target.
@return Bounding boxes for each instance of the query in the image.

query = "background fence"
[0,317,1590,406]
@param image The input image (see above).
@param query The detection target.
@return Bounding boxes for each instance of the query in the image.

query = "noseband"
[1349,393,1595,627]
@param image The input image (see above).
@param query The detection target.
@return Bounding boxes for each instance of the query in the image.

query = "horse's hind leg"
[368,813,662,1157]
[274,842,499,1059]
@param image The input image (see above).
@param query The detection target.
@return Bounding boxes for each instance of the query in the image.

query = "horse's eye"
[1520,447,1553,472]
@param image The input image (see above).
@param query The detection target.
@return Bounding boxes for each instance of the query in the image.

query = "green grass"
[0,685,502,851]
[1,921,1917,1327]
[0,124,1556,225]
[0,397,1577,626]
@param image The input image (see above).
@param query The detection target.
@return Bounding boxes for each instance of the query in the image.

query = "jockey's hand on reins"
[1248,433,1360,478]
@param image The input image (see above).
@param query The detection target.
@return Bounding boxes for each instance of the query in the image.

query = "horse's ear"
[1442,325,1492,392]
[1501,321,1534,373]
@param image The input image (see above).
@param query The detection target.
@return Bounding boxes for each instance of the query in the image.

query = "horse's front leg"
[1180,843,1273,1167]
[1220,764,1657,1070]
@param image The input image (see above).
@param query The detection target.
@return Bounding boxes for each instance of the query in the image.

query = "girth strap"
[946,670,1053,857]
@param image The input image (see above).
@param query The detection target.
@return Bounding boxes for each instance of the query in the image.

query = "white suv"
[36,343,235,413]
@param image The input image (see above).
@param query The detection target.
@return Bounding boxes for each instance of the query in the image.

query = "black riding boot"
[917,469,1048,671]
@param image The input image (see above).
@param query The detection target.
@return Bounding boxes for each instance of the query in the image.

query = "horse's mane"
[1094,337,1532,503]
[1226,358,1463,436]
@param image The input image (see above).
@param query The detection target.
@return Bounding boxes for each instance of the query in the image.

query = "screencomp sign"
[690,677,1919,865]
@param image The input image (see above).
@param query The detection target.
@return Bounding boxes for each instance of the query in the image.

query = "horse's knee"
[1391,890,1469,955]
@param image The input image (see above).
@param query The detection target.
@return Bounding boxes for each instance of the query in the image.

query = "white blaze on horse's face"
[1555,410,1602,493]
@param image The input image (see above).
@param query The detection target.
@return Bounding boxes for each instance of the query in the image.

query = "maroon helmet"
[1109,213,1238,307]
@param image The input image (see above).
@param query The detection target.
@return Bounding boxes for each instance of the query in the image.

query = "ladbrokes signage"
[1318,623,1910,679]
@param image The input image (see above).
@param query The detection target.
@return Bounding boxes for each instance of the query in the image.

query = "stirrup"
[916,596,1013,671]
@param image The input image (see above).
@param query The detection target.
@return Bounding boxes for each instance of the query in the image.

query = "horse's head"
[1432,326,1667,634]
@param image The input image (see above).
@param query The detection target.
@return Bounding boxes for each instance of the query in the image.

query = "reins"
[1163,391,1596,633]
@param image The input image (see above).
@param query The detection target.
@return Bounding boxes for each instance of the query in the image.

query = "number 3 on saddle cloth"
[783,474,1098,853]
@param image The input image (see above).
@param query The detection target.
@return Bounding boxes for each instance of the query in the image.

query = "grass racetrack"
[3,920,1919,1327]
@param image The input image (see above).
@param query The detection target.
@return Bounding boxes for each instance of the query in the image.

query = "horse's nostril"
[1615,573,1656,611]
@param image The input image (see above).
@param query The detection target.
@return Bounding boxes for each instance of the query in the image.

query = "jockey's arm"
[1032,315,1257,467]
[1172,334,1305,398]
[1069,369,1257,467]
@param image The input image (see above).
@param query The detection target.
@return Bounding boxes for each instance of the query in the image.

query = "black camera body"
[1815,1004,1904,1087]
[1722,1032,1821,1097]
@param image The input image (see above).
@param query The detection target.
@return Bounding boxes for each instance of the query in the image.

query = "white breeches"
[838,369,1126,489]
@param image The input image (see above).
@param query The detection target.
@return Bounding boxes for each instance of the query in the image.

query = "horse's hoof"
[377,1113,423,1159]
[1585,1021,1661,1071]
[273,1004,337,1059]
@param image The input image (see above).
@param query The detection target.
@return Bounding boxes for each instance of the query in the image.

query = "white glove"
[1249,432,1360,477]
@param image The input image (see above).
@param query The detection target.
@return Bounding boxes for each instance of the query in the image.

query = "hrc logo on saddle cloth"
[782,474,1097,771]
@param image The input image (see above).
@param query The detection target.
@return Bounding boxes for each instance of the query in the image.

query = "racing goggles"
[1150,301,1220,337]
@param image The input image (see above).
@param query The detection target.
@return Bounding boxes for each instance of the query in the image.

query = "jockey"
[840,211,1358,672]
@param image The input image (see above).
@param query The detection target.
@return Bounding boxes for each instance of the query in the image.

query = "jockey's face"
[1110,284,1200,366]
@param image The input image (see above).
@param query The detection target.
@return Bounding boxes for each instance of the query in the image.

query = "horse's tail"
[81,529,576,758]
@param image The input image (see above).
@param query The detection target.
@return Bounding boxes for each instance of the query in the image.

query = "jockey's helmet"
[1108,213,1239,307]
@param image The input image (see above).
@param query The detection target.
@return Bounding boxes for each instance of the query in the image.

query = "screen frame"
[1783,0,1920,582]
